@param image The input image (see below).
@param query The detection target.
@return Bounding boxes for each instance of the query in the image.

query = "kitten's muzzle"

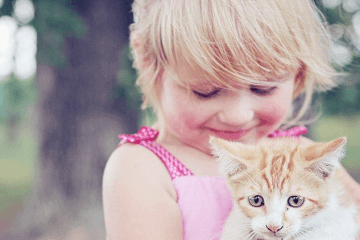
[266,225,283,234]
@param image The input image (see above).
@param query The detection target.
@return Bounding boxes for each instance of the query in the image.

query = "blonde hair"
[130,0,337,126]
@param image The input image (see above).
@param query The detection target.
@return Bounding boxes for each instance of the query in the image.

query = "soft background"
[0,0,360,239]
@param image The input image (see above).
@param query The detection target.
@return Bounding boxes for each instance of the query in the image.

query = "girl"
[103,0,360,239]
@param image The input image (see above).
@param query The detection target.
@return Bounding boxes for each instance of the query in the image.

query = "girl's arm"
[102,144,183,240]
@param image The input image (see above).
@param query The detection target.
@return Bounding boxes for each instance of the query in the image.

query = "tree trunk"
[6,0,135,239]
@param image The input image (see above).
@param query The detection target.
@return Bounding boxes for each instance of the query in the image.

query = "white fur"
[221,193,358,240]
[299,192,358,240]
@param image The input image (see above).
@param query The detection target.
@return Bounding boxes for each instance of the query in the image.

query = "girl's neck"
[154,122,212,156]
[151,122,229,176]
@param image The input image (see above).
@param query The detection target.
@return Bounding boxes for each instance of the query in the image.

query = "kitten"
[210,136,359,240]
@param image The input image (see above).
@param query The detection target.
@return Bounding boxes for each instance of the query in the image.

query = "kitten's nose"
[266,225,283,233]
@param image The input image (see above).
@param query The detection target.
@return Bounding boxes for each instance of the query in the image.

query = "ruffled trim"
[268,125,308,138]
[118,126,193,180]
[118,126,158,146]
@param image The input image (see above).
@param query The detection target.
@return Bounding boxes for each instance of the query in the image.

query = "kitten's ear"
[209,137,256,178]
[302,137,347,180]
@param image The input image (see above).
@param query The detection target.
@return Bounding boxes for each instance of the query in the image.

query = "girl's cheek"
[263,106,285,124]
[260,98,291,125]
[178,109,202,129]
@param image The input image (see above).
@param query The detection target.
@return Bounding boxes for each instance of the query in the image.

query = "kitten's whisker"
[209,218,252,239]
[294,226,312,240]
[210,224,252,240]
[221,223,255,240]
[251,232,259,240]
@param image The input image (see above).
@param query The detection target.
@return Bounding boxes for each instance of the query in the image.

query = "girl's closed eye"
[192,88,221,99]
[250,86,277,96]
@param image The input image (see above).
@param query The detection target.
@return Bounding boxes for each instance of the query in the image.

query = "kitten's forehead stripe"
[288,147,297,171]
[270,156,283,189]
[270,154,286,177]
[262,173,272,192]
[280,174,290,192]
[290,146,298,159]
[259,144,300,194]
[259,148,267,170]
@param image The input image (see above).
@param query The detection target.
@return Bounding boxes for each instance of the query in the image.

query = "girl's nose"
[217,94,255,126]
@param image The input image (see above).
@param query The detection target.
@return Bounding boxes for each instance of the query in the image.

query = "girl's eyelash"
[192,86,276,99]
[250,86,277,96]
[192,89,221,99]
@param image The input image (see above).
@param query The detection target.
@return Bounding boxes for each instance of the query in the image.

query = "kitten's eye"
[248,195,264,207]
[288,196,305,208]
[192,88,221,99]
[250,86,277,96]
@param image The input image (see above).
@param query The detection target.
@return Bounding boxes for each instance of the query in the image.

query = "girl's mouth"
[207,128,251,141]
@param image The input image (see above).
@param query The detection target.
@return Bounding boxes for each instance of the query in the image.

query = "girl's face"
[159,64,295,154]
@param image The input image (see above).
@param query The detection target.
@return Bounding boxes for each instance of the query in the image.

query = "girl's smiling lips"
[207,127,251,141]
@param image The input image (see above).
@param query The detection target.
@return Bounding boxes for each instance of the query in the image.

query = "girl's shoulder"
[103,143,183,239]
[107,126,167,183]
[104,142,175,194]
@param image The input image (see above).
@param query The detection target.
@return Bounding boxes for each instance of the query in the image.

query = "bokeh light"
[0,16,17,81]
[14,0,35,24]
[343,0,360,13]
[15,25,37,80]
[0,0,37,81]
[322,0,342,8]
[331,43,353,66]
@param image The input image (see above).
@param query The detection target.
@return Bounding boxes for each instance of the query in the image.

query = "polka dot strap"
[268,125,308,138]
[118,126,194,180]
[118,126,159,145]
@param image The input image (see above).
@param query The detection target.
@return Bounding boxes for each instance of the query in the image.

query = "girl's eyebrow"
[189,81,220,90]
[188,72,292,90]
[269,72,292,81]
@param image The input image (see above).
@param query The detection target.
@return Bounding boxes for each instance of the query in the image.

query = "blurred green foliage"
[114,44,142,113]
[0,0,15,16]
[0,119,38,233]
[314,115,360,170]
[34,0,88,68]
[114,44,157,126]
[0,75,37,136]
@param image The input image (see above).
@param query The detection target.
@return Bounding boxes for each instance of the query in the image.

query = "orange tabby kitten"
[210,137,359,240]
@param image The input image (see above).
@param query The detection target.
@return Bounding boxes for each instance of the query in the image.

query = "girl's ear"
[301,137,347,180]
[293,63,306,98]
[130,31,142,49]
[209,137,256,178]
[130,31,148,70]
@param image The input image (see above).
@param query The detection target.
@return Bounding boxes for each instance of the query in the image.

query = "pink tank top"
[118,126,307,240]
